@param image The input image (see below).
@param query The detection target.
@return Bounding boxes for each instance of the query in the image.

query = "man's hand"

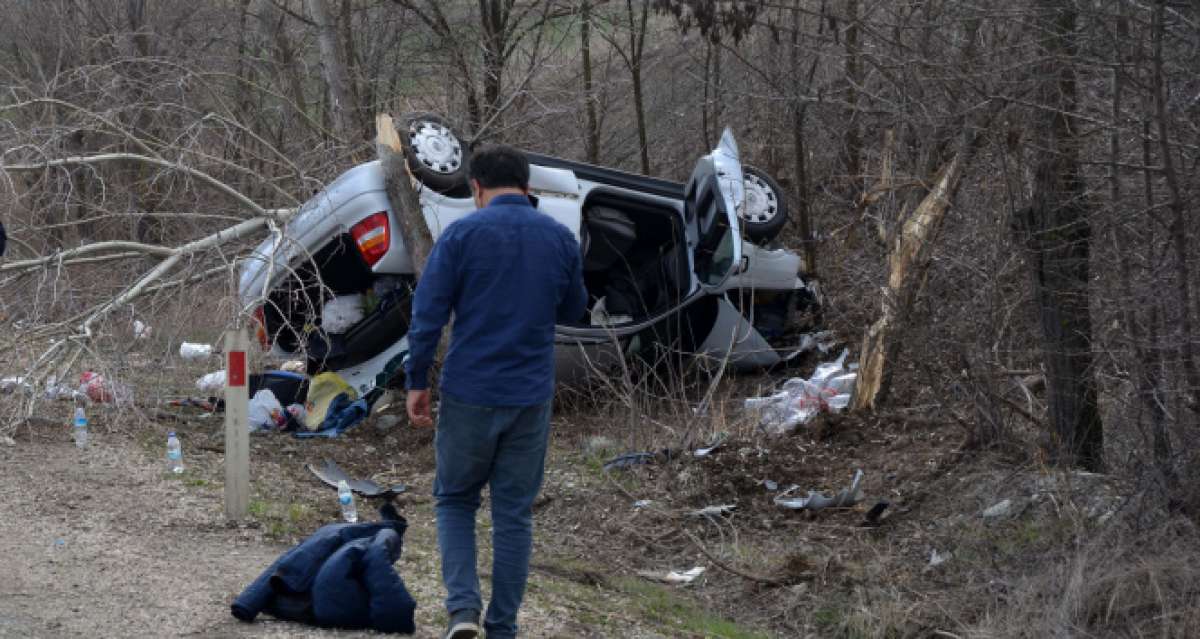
[407,389,434,428]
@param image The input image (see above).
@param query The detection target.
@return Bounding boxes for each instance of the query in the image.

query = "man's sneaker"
[444,609,481,639]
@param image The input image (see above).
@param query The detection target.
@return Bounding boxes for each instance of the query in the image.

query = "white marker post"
[224,328,250,520]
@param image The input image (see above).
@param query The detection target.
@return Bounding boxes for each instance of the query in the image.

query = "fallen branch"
[2,153,284,221]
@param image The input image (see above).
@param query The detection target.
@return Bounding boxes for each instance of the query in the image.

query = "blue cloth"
[433,394,551,639]
[293,393,369,439]
[404,193,588,406]
[231,512,416,634]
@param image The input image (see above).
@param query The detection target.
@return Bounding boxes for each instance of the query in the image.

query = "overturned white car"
[239,115,819,396]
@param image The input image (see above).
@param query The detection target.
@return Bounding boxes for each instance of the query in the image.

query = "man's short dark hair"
[468,144,530,190]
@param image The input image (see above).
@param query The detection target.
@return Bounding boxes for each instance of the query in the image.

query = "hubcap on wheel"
[408,121,463,175]
[740,173,779,224]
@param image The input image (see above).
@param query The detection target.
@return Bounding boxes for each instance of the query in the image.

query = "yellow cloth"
[303,372,357,431]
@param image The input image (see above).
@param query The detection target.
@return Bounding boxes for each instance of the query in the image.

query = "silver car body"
[239,130,811,396]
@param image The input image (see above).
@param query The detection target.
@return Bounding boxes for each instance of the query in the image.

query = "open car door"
[686,128,745,291]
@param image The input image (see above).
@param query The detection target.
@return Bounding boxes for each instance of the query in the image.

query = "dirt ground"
[0,361,1165,639]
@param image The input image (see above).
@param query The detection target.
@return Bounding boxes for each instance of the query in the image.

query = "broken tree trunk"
[853,150,966,412]
[374,113,434,279]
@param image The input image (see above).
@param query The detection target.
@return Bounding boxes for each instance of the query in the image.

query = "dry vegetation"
[4,1,1200,637]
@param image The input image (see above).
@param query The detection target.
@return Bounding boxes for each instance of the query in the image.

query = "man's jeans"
[434,394,551,638]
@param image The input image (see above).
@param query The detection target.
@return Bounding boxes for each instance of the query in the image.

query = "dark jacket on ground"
[231,506,416,634]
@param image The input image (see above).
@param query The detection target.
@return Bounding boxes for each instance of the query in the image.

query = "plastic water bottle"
[337,480,357,523]
[166,432,183,474]
[72,406,88,449]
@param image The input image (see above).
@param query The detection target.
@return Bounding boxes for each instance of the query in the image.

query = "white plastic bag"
[196,370,226,393]
[746,348,858,436]
[247,389,284,432]
[321,295,365,334]
[180,342,213,360]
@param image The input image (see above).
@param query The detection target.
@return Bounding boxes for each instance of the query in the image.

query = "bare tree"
[1014,0,1103,471]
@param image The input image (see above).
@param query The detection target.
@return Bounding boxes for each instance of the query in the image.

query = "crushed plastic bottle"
[73,406,88,449]
[337,479,357,523]
[166,432,183,474]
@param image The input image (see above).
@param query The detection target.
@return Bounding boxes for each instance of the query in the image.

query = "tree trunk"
[790,0,821,276]
[842,0,862,196]
[1015,0,1103,471]
[375,114,433,279]
[627,0,650,175]
[1152,0,1200,406]
[581,0,600,163]
[853,149,967,411]
[307,0,357,144]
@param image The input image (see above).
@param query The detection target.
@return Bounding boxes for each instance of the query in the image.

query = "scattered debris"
[168,397,217,412]
[1,435,15,447]
[638,566,706,585]
[774,469,864,511]
[373,414,400,431]
[603,451,656,471]
[861,500,890,527]
[0,376,33,394]
[179,342,213,360]
[633,499,653,509]
[982,498,1013,519]
[247,389,285,432]
[43,376,79,401]
[783,330,839,359]
[928,549,951,567]
[306,458,407,498]
[762,479,779,491]
[321,294,365,333]
[280,360,306,374]
[693,432,728,458]
[133,320,152,340]
[196,370,226,393]
[78,371,131,403]
[690,504,737,518]
[745,349,858,435]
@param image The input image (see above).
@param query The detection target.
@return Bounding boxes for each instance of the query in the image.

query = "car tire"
[739,166,789,245]
[401,113,471,198]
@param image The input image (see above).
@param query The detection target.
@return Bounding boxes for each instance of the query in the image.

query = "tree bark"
[1152,0,1200,406]
[627,0,650,174]
[1014,0,1103,471]
[853,149,966,411]
[375,113,433,279]
[307,0,357,143]
[581,0,600,163]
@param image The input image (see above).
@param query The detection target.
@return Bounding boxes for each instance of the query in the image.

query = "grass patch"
[247,497,318,540]
[614,577,770,639]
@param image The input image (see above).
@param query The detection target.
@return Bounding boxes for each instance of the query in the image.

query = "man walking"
[405,145,588,639]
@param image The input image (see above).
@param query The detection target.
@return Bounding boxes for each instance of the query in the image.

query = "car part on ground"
[773,469,864,511]
[307,457,407,499]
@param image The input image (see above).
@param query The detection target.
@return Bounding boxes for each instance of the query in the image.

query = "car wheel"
[739,166,789,244]
[401,113,471,197]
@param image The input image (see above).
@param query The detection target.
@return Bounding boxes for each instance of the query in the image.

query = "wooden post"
[375,113,435,279]
[224,328,250,520]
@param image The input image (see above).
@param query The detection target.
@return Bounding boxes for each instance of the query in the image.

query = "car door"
[687,128,745,291]
[553,131,746,379]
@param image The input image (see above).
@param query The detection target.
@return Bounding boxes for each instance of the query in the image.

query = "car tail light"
[252,306,269,349]
[351,212,390,267]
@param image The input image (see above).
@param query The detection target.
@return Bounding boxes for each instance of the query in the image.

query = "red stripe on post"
[228,351,247,387]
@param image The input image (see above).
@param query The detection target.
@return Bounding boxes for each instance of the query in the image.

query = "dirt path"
[0,425,677,639]
[0,434,348,638]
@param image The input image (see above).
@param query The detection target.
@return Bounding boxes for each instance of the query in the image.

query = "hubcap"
[740,173,778,224]
[408,121,463,175]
